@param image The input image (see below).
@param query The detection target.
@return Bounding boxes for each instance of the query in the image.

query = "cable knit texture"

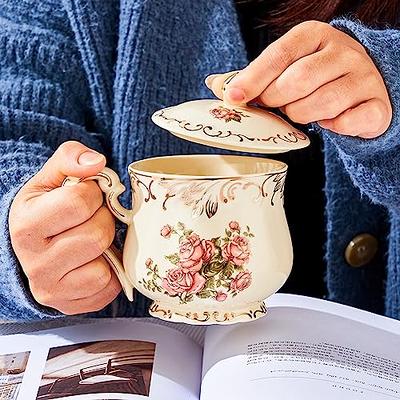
[0,1,398,320]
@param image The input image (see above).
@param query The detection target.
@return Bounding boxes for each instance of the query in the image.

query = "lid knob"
[221,71,248,109]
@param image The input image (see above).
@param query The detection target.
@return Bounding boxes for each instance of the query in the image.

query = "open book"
[0,294,399,400]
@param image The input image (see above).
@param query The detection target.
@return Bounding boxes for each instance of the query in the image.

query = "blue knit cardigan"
[0,0,399,321]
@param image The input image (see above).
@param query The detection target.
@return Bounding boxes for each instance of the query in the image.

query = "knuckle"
[24,259,52,287]
[331,116,348,134]
[67,187,94,221]
[88,222,113,256]
[24,264,40,282]
[31,286,55,308]
[293,64,311,83]
[9,217,31,244]
[319,89,342,118]
[351,53,365,67]
[341,45,354,57]
[267,78,292,106]
[333,113,355,136]
[366,102,388,130]
[265,43,294,72]
[104,209,116,240]
[97,206,116,245]
[347,48,365,64]
[260,88,282,107]
[9,202,30,241]
[296,20,330,38]
[364,70,382,90]
[57,304,80,315]
[284,104,311,125]
[83,181,104,201]
[294,114,312,124]
[291,63,312,85]
[297,20,322,31]
[92,261,112,289]
[326,42,342,56]
[57,140,83,156]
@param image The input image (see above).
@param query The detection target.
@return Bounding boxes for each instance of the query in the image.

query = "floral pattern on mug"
[222,235,251,266]
[210,106,249,123]
[139,221,254,304]
[215,291,228,302]
[230,271,252,292]
[177,233,205,272]
[160,224,173,238]
[229,220,240,232]
[145,258,153,268]
[162,269,206,296]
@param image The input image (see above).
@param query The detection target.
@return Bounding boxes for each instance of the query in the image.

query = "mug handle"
[62,167,135,301]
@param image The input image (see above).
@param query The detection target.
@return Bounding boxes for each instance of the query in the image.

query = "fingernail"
[205,74,219,89]
[78,150,105,166]
[226,87,246,103]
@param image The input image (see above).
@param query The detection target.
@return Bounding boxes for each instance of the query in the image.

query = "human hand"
[206,21,392,138]
[9,141,121,315]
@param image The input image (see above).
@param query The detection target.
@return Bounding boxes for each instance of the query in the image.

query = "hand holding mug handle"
[62,168,135,301]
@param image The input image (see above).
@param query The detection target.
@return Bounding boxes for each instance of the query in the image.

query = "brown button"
[345,233,378,268]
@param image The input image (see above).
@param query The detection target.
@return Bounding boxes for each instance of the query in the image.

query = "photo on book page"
[35,340,156,399]
[0,351,30,400]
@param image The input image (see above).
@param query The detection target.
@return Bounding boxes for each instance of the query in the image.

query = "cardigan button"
[345,234,378,268]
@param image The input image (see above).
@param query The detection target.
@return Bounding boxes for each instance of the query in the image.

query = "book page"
[0,319,203,400]
[0,317,206,347]
[201,294,400,400]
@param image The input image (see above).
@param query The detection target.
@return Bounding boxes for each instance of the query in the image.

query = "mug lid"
[151,99,310,154]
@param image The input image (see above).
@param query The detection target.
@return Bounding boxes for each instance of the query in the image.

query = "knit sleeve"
[0,2,104,320]
[322,19,400,212]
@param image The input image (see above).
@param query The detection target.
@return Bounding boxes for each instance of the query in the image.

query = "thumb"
[31,141,106,189]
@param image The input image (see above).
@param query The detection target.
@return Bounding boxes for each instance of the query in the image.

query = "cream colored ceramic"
[63,155,292,324]
[151,99,310,153]
[63,77,310,324]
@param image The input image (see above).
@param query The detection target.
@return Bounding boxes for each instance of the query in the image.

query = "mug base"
[148,300,267,325]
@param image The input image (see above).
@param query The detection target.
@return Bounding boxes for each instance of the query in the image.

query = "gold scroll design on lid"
[131,171,286,219]
[154,109,308,144]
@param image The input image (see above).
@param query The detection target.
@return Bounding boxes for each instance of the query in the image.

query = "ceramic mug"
[63,154,292,324]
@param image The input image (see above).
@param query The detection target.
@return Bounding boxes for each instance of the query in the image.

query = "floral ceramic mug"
[63,154,292,324]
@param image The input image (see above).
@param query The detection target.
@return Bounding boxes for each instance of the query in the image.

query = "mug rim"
[128,154,287,180]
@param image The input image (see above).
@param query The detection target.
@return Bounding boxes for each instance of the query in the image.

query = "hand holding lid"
[151,72,310,154]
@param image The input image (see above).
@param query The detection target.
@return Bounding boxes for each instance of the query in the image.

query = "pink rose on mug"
[160,224,172,238]
[222,235,250,266]
[162,268,206,296]
[230,270,252,292]
[215,291,227,302]
[178,233,205,272]
[201,239,216,263]
[229,221,240,232]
